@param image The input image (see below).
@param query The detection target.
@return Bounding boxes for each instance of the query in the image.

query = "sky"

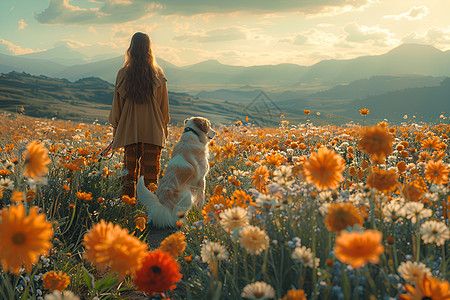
[0,0,449,66]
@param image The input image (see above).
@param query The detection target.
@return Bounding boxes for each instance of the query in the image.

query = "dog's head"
[184,117,216,143]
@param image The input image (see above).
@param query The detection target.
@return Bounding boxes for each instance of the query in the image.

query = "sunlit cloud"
[18,19,28,30]
[34,0,158,25]
[173,27,247,43]
[402,27,450,47]
[0,39,37,55]
[344,22,398,47]
[384,6,429,21]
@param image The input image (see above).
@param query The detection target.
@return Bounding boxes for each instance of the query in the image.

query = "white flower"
[200,241,229,264]
[256,193,279,210]
[398,261,432,282]
[241,281,275,299]
[382,201,405,223]
[317,191,332,203]
[239,225,269,255]
[273,166,294,186]
[404,202,432,223]
[44,291,80,300]
[291,246,320,268]
[219,207,250,233]
[318,203,330,216]
[0,178,14,190]
[420,220,450,246]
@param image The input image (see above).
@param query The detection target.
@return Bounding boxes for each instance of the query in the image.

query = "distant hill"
[18,45,88,66]
[344,77,450,123]
[0,72,316,125]
[1,44,449,93]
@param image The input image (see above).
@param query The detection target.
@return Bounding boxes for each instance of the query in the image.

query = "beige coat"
[109,67,169,149]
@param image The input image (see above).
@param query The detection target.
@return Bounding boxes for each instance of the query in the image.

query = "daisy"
[200,241,229,264]
[291,246,320,268]
[219,207,250,233]
[403,202,432,224]
[382,200,405,223]
[397,261,432,283]
[420,220,450,246]
[241,281,275,300]
[239,225,269,255]
[273,166,294,186]
[0,178,15,190]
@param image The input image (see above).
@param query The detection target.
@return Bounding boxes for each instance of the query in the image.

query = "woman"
[109,32,169,198]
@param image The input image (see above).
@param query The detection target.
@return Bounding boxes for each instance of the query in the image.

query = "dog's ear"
[193,117,211,134]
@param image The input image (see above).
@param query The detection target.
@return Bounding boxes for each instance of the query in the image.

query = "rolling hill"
[0,72,317,125]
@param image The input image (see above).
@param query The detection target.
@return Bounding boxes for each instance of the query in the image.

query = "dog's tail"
[136,176,177,228]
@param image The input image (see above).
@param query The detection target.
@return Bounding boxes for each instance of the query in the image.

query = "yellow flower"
[0,204,53,274]
[23,140,51,178]
[83,220,147,280]
[159,232,186,258]
[42,270,70,291]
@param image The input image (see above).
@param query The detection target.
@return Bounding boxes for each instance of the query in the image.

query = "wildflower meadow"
[0,111,449,300]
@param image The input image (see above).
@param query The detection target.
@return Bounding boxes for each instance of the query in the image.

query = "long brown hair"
[123,32,162,104]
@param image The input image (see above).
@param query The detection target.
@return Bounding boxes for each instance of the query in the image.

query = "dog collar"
[183,127,200,138]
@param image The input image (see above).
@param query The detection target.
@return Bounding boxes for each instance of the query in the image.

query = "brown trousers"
[123,143,162,198]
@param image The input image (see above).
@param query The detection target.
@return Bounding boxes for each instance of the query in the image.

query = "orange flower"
[122,195,136,205]
[397,161,407,173]
[367,167,398,194]
[213,185,225,196]
[358,126,394,161]
[263,152,286,167]
[134,250,182,296]
[0,168,10,176]
[228,175,241,187]
[202,194,232,223]
[83,220,147,280]
[303,147,345,190]
[222,143,237,158]
[63,162,81,171]
[23,140,51,178]
[304,110,311,115]
[334,230,384,268]
[281,289,307,300]
[76,191,93,201]
[425,160,449,185]
[147,183,158,193]
[359,108,370,116]
[325,203,364,233]
[232,190,255,208]
[0,204,53,274]
[62,184,70,192]
[399,274,450,300]
[42,271,70,291]
[402,177,427,202]
[159,232,185,258]
[420,136,440,150]
[248,155,261,163]
[78,147,90,156]
[134,213,148,231]
[251,165,270,193]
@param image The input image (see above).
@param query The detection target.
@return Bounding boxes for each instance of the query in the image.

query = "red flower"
[134,250,182,296]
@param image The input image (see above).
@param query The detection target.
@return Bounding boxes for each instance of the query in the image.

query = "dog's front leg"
[194,177,206,208]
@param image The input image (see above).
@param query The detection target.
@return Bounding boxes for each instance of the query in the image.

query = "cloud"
[173,27,247,43]
[154,0,371,15]
[18,19,28,30]
[34,0,158,25]
[293,35,308,45]
[384,6,429,21]
[344,22,396,46]
[0,39,36,55]
[54,39,90,48]
[402,27,450,45]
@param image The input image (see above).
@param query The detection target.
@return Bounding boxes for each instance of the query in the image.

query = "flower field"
[0,112,449,300]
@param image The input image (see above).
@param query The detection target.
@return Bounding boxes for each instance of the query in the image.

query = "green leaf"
[82,267,95,291]
[341,267,351,300]
[94,274,119,291]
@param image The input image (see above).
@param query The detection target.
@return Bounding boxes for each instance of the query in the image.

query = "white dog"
[137,117,215,228]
